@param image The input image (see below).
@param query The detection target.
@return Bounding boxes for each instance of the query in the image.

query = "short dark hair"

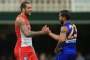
[60,10,71,20]
[20,2,30,11]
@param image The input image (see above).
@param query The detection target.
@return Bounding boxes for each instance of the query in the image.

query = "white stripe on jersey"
[20,29,32,47]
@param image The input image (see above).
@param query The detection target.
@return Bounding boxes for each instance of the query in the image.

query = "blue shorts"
[55,50,76,60]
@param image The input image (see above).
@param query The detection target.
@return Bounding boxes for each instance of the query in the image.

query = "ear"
[63,16,66,20]
[22,8,25,12]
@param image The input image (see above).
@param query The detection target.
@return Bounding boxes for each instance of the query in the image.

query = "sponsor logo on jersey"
[24,56,28,60]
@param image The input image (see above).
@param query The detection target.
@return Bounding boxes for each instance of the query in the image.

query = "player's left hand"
[54,48,62,54]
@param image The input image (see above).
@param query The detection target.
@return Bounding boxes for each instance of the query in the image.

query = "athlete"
[14,2,50,60]
[48,10,77,60]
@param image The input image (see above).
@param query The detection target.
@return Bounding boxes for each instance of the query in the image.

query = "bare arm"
[15,17,49,37]
[54,26,68,54]
[49,32,60,41]
[48,26,68,41]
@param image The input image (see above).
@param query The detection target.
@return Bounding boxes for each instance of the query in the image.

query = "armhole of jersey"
[63,26,68,40]
[15,20,18,26]
[15,23,19,27]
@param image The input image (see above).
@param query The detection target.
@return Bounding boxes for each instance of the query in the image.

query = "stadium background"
[0,0,90,60]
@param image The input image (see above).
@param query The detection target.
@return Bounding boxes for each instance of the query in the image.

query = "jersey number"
[68,24,77,39]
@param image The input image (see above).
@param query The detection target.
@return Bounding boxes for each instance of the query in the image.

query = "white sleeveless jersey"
[15,14,32,47]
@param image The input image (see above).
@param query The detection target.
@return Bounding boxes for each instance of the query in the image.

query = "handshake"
[41,25,51,35]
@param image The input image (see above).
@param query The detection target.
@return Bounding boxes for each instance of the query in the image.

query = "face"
[23,4,32,16]
[59,13,64,24]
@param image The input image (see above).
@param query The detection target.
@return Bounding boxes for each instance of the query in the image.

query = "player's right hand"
[41,25,51,34]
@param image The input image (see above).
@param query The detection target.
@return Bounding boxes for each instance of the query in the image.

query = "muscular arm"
[49,32,60,41]
[15,17,48,37]
[55,26,68,52]
[49,26,68,41]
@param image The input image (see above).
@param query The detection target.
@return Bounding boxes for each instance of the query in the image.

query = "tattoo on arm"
[20,24,44,37]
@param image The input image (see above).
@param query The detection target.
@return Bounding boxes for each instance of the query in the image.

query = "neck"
[21,12,27,18]
[63,20,70,24]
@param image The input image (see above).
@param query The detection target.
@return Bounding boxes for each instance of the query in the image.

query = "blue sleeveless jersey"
[61,22,77,51]
[55,22,77,60]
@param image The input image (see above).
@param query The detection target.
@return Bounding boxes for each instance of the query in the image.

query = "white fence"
[71,0,90,12]
[0,0,70,12]
[0,0,90,12]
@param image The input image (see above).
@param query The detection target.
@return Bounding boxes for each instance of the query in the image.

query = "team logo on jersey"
[24,56,28,60]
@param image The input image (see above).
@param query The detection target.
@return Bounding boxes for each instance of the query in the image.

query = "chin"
[28,13,31,16]
[28,14,30,16]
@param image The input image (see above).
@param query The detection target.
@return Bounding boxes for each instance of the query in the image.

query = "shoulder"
[15,17,25,26]
[61,26,68,33]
